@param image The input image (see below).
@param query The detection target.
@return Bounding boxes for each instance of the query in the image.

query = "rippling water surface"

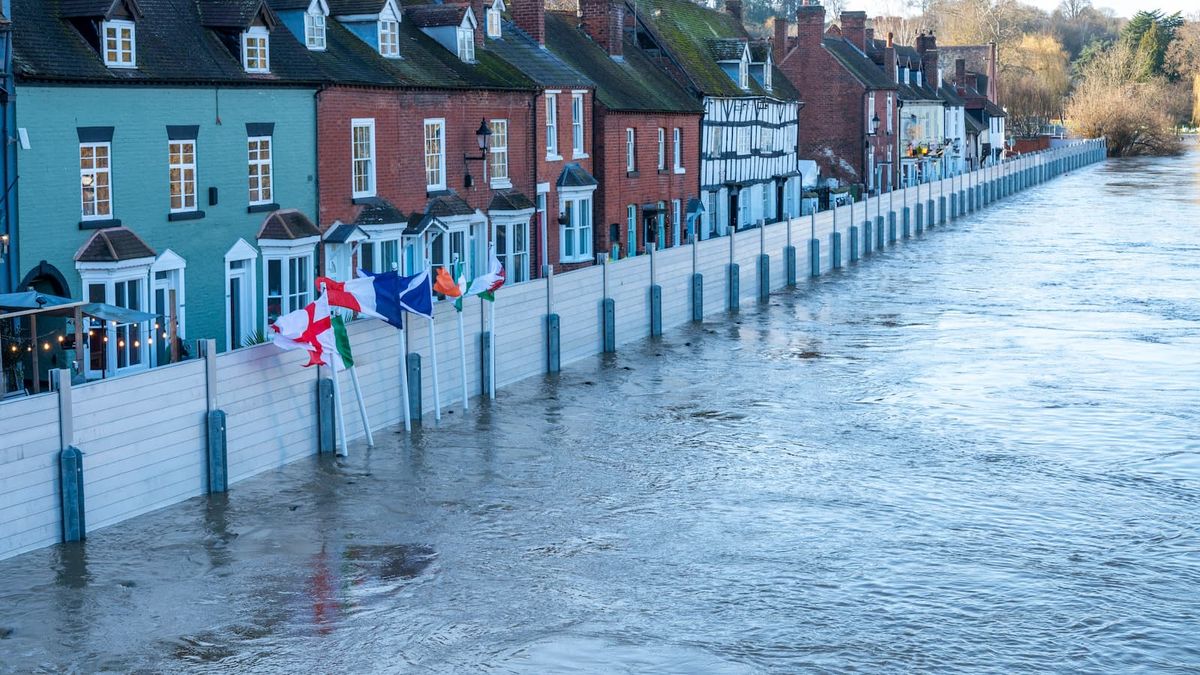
[2,149,1200,673]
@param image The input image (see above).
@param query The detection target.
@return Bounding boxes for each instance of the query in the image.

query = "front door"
[227,261,251,351]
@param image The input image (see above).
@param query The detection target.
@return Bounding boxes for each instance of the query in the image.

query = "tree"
[999,33,1069,136]
[1065,41,1182,156]
[1057,0,1090,21]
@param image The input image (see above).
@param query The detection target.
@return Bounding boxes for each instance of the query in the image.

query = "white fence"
[0,139,1107,561]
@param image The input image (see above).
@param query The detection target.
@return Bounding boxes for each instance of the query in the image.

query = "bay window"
[495,219,530,284]
[559,190,594,263]
[262,247,315,327]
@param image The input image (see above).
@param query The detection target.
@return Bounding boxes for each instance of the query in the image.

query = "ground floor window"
[80,265,152,377]
[359,238,400,275]
[151,250,186,365]
[495,218,530,283]
[560,189,595,263]
[224,239,259,351]
[656,201,666,249]
[626,205,637,258]
[672,199,682,246]
[265,252,313,326]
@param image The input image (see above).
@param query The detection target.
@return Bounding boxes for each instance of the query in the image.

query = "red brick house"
[545,0,703,258]
[486,0,599,272]
[272,0,541,284]
[776,5,898,191]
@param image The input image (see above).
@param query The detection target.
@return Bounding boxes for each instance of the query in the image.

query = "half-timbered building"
[627,0,802,238]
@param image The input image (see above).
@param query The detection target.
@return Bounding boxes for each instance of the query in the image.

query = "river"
[1,147,1198,673]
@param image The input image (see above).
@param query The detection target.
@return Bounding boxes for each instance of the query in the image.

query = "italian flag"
[270,292,354,371]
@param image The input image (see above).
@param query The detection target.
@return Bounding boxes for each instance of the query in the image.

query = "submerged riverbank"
[2,146,1198,673]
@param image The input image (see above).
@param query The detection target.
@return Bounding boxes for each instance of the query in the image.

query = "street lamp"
[462,118,493,188]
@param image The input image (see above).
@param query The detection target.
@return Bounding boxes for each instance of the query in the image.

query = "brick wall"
[318,86,535,229]
[593,107,702,256]
[534,88,596,272]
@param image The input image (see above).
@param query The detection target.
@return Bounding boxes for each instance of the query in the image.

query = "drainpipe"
[532,88,545,277]
[860,89,871,192]
[313,84,326,275]
[1,14,17,294]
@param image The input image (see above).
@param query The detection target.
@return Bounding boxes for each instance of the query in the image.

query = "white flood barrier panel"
[0,140,1105,561]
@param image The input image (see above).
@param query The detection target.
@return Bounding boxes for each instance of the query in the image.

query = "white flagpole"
[399,320,411,432]
[428,308,442,422]
[328,363,349,457]
[457,307,469,412]
[488,297,497,399]
[348,365,373,447]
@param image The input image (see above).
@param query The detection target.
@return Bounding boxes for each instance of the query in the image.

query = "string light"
[57,335,65,343]
[133,340,140,348]
[118,340,125,348]
[43,342,50,351]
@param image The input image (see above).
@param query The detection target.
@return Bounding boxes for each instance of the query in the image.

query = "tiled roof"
[406,3,468,28]
[327,0,391,14]
[196,0,277,29]
[706,38,746,61]
[14,0,318,85]
[964,112,985,134]
[630,0,794,100]
[938,84,965,106]
[488,189,535,212]
[324,222,369,243]
[426,191,474,217]
[74,227,156,263]
[557,163,597,188]
[544,13,700,114]
[353,196,407,225]
[301,14,536,90]
[981,98,1006,117]
[823,37,895,90]
[487,19,591,88]
[60,0,142,19]
[258,209,321,240]
[269,0,312,8]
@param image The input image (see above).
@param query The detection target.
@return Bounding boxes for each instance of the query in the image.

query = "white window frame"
[102,19,136,68]
[764,57,773,90]
[493,216,531,284]
[626,128,635,172]
[486,3,502,38]
[261,240,318,331]
[457,27,475,62]
[423,118,446,191]
[80,141,113,221]
[305,1,328,51]
[489,119,510,188]
[887,93,894,134]
[379,17,400,58]
[673,127,684,173]
[351,118,376,198]
[545,93,560,160]
[242,26,270,73]
[78,258,153,378]
[558,188,595,263]
[248,135,273,205]
[672,199,681,247]
[571,92,586,158]
[657,128,665,170]
[168,139,197,213]
[739,55,749,90]
[223,240,258,352]
[151,249,187,366]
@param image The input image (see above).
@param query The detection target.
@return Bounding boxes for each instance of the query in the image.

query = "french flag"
[317,270,432,329]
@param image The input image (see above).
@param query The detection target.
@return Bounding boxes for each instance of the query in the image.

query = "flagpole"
[428,308,442,422]
[489,296,497,400]
[399,320,412,432]
[457,307,469,412]
[349,365,374,447]
[328,363,349,457]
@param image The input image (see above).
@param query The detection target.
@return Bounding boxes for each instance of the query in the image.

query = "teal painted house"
[10,0,320,383]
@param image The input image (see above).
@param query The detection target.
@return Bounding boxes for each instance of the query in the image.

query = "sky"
[858,0,1197,19]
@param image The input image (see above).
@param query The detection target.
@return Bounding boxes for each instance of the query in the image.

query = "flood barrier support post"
[199,339,228,492]
[53,369,85,543]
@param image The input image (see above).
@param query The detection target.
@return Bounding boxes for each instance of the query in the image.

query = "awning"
[82,303,158,324]
[0,291,76,311]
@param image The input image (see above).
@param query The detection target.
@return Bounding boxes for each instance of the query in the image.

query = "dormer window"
[305,1,327,50]
[738,54,749,90]
[486,0,503,39]
[379,17,400,57]
[457,26,475,62]
[764,55,773,91]
[102,20,136,68]
[242,27,270,73]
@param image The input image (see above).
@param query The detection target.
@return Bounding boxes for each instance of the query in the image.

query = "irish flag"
[270,292,354,371]
[458,248,505,309]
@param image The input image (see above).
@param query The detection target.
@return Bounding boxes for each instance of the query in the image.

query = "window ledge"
[545,154,563,162]
[79,218,122,230]
[490,179,513,190]
[572,152,589,160]
[626,170,640,178]
[168,210,206,222]
[657,168,667,175]
[247,202,280,213]
[673,167,687,175]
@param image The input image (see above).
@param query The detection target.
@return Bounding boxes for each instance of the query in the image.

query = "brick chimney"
[773,16,788,62]
[795,2,825,62]
[725,0,742,22]
[512,0,544,45]
[955,57,966,85]
[840,10,866,52]
[581,0,623,58]
[473,0,486,48]
[864,27,875,53]
[884,34,896,83]
[916,31,937,87]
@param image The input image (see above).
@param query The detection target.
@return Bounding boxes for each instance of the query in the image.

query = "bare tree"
[1067,41,1183,155]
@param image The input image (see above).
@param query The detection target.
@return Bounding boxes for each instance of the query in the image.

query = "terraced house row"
[0,0,1005,391]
